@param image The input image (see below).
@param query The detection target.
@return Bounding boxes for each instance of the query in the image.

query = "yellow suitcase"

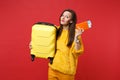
[30,22,57,61]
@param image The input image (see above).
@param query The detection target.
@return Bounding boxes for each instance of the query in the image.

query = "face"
[60,11,73,26]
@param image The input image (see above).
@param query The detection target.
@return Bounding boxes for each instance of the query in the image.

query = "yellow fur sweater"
[49,29,84,75]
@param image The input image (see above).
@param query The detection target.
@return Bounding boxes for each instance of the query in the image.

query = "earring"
[70,21,73,23]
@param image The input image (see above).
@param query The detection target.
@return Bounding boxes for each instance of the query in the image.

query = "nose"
[61,16,65,19]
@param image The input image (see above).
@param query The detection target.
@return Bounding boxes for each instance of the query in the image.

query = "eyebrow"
[62,14,71,18]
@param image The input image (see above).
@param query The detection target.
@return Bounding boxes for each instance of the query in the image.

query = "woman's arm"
[74,28,84,50]
[74,35,81,50]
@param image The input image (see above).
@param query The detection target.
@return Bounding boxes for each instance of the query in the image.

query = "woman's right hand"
[29,41,32,49]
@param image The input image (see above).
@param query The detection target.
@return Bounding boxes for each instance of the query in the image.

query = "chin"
[60,22,68,26]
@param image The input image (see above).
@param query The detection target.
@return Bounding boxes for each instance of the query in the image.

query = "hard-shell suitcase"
[30,22,57,61]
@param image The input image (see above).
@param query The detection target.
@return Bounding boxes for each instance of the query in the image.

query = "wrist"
[75,37,80,43]
[76,39,80,43]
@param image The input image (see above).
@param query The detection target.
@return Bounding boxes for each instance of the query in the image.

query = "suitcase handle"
[35,22,55,26]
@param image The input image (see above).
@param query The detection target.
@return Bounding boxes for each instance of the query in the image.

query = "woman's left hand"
[74,28,84,50]
[75,28,84,37]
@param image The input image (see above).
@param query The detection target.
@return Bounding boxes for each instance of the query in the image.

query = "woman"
[48,9,84,80]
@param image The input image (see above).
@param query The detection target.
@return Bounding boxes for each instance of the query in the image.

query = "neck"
[63,25,69,30]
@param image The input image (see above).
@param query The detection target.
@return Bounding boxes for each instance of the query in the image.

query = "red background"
[0,0,120,80]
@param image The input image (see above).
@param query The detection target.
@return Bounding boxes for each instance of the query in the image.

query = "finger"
[29,45,32,49]
[81,28,84,32]
[77,27,84,31]
[77,27,81,30]
[75,29,78,32]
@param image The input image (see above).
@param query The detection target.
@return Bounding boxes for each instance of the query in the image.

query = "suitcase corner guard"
[31,54,35,61]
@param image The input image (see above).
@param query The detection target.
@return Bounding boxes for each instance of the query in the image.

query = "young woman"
[48,9,84,80]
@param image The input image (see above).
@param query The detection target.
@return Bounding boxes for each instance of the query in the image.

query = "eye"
[66,16,69,18]
[61,15,64,17]
[65,16,69,18]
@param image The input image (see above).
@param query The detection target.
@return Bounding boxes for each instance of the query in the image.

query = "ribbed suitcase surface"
[31,22,56,60]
